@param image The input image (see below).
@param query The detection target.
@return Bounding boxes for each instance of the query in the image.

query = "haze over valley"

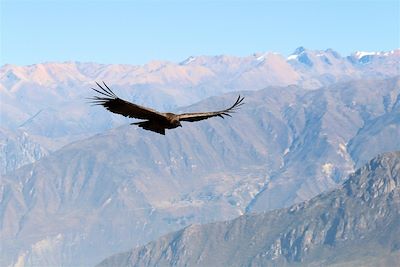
[1,48,399,266]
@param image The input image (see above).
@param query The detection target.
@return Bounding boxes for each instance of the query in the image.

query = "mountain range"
[1,77,400,266]
[1,48,399,174]
[0,48,399,266]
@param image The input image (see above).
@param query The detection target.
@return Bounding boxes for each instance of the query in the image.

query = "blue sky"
[1,0,399,66]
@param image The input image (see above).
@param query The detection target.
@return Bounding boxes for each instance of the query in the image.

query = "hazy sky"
[1,0,399,66]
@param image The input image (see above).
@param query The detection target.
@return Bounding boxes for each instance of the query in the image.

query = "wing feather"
[89,82,167,121]
[177,95,244,122]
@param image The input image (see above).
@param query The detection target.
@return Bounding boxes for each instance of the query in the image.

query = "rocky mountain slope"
[247,77,400,212]
[1,48,399,173]
[98,151,400,267]
[1,77,400,266]
[0,128,48,174]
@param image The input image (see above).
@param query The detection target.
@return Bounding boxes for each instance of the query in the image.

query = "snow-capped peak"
[253,52,269,62]
[287,46,307,61]
[293,46,306,55]
[353,50,397,59]
[354,51,378,59]
[256,54,266,61]
[180,56,196,65]
[287,54,299,61]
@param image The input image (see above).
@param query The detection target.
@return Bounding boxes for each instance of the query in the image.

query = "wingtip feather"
[102,81,118,97]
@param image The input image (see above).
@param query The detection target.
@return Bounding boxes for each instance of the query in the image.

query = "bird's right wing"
[89,82,167,121]
[177,95,244,122]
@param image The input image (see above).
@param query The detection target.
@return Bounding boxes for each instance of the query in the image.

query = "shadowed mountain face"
[98,151,400,267]
[247,77,400,212]
[1,77,400,266]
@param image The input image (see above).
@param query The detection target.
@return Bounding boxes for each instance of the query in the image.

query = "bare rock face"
[0,128,48,174]
[98,151,400,267]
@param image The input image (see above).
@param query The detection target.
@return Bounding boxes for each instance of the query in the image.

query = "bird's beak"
[179,123,182,127]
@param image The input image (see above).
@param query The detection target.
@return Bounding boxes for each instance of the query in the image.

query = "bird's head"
[173,120,182,128]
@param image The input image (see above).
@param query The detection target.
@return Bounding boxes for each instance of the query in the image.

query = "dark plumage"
[89,82,244,135]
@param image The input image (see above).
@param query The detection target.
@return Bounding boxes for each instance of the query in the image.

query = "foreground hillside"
[98,151,400,267]
[1,77,400,266]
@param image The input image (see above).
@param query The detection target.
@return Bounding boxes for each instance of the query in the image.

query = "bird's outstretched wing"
[89,82,167,121]
[177,95,244,122]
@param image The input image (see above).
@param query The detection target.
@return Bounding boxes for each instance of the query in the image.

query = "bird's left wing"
[89,82,167,121]
[177,95,244,122]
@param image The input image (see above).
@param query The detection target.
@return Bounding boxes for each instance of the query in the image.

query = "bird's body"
[132,113,181,135]
[89,82,244,135]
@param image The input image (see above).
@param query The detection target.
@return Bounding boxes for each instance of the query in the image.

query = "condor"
[90,82,244,135]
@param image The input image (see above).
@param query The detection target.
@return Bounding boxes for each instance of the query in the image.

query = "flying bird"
[89,82,244,135]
